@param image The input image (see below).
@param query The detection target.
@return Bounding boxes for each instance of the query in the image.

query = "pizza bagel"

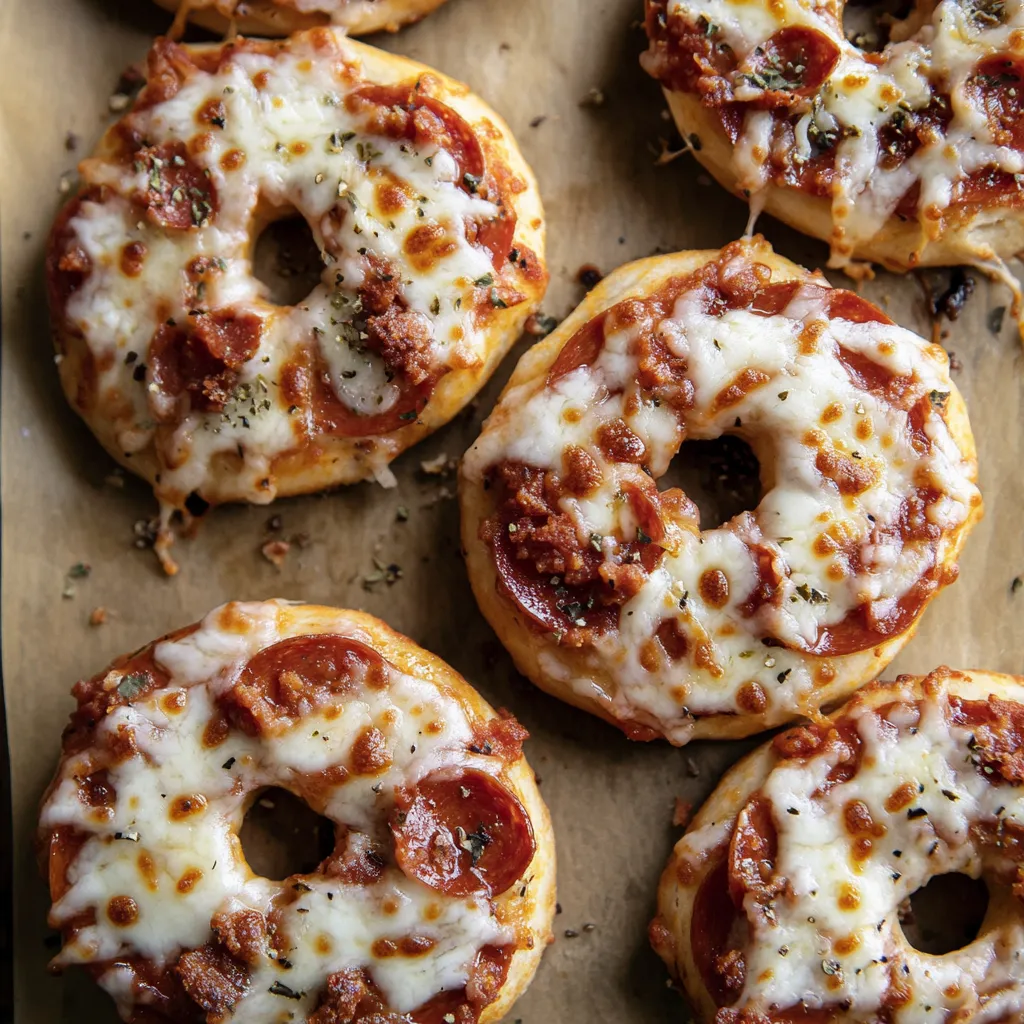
[47,29,546,573]
[651,667,1024,1023]
[38,599,555,1024]
[154,0,451,38]
[459,238,981,745]
[643,0,1024,274]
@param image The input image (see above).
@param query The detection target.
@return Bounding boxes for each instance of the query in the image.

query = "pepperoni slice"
[948,695,1024,783]
[391,768,535,897]
[742,28,840,106]
[279,344,440,438]
[806,576,938,658]
[690,858,742,1006]
[547,313,607,384]
[47,828,89,902]
[749,280,802,316]
[226,634,390,736]
[827,289,893,327]
[133,142,217,231]
[969,57,1024,151]
[350,83,485,184]
[490,518,619,638]
[412,945,515,1024]
[148,311,263,416]
[728,794,778,907]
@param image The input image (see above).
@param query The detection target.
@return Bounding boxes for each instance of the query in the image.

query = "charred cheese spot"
[699,569,730,608]
[107,895,139,926]
[170,794,209,820]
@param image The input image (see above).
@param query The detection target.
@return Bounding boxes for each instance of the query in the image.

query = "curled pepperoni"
[391,768,535,897]
[728,795,779,907]
[969,57,1024,151]
[224,634,390,736]
[133,142,216,231]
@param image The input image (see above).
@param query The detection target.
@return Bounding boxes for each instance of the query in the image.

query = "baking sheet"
[3,0,1024,1020]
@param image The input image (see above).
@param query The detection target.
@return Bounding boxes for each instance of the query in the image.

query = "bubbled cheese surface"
[62,32,512,503]
[39,601,526,1021]
[673,672,1024,1022]
[658,0,1024,264]
[464,249,978,741]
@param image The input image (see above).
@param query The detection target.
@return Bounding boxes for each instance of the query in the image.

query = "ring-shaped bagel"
[37,600,555,1024]
[651,667,1024,1023]
[642,0,1024,271]
[152,0,451,37]
[47,29,546,571]
[459,238,981,744]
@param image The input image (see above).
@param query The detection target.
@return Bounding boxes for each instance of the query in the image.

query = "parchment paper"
[3,0,1024,1020]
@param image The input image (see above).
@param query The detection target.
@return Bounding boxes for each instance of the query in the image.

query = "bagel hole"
[239,787,335,881]
[842,0,915,51]
[252,214,324,307]
[899,872,989,954]
[659,435,762,531]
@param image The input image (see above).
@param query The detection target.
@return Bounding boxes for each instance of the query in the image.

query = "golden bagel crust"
[652,668,1024,1024]
[153,0,451,37]
[38,600,555,1024]
[47,30,546,571]
[459,238,981,744]
[642,0,1024,272]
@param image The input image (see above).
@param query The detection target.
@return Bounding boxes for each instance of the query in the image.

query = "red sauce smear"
[391,768,536,897]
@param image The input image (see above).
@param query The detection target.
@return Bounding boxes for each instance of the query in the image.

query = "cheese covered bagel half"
[651,668,1024,1024]
[47,30,545,572]
[153,0,451,37]
[643,0,1024,272]
[460,238,981,745]
[38,600,555,1024]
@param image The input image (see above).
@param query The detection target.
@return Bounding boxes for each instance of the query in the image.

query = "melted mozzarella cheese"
[65,33,502,505]
[705,677,1024,1022]
[463,264,978,736]
[40,600,518,1020]
[663,0,1024,265]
